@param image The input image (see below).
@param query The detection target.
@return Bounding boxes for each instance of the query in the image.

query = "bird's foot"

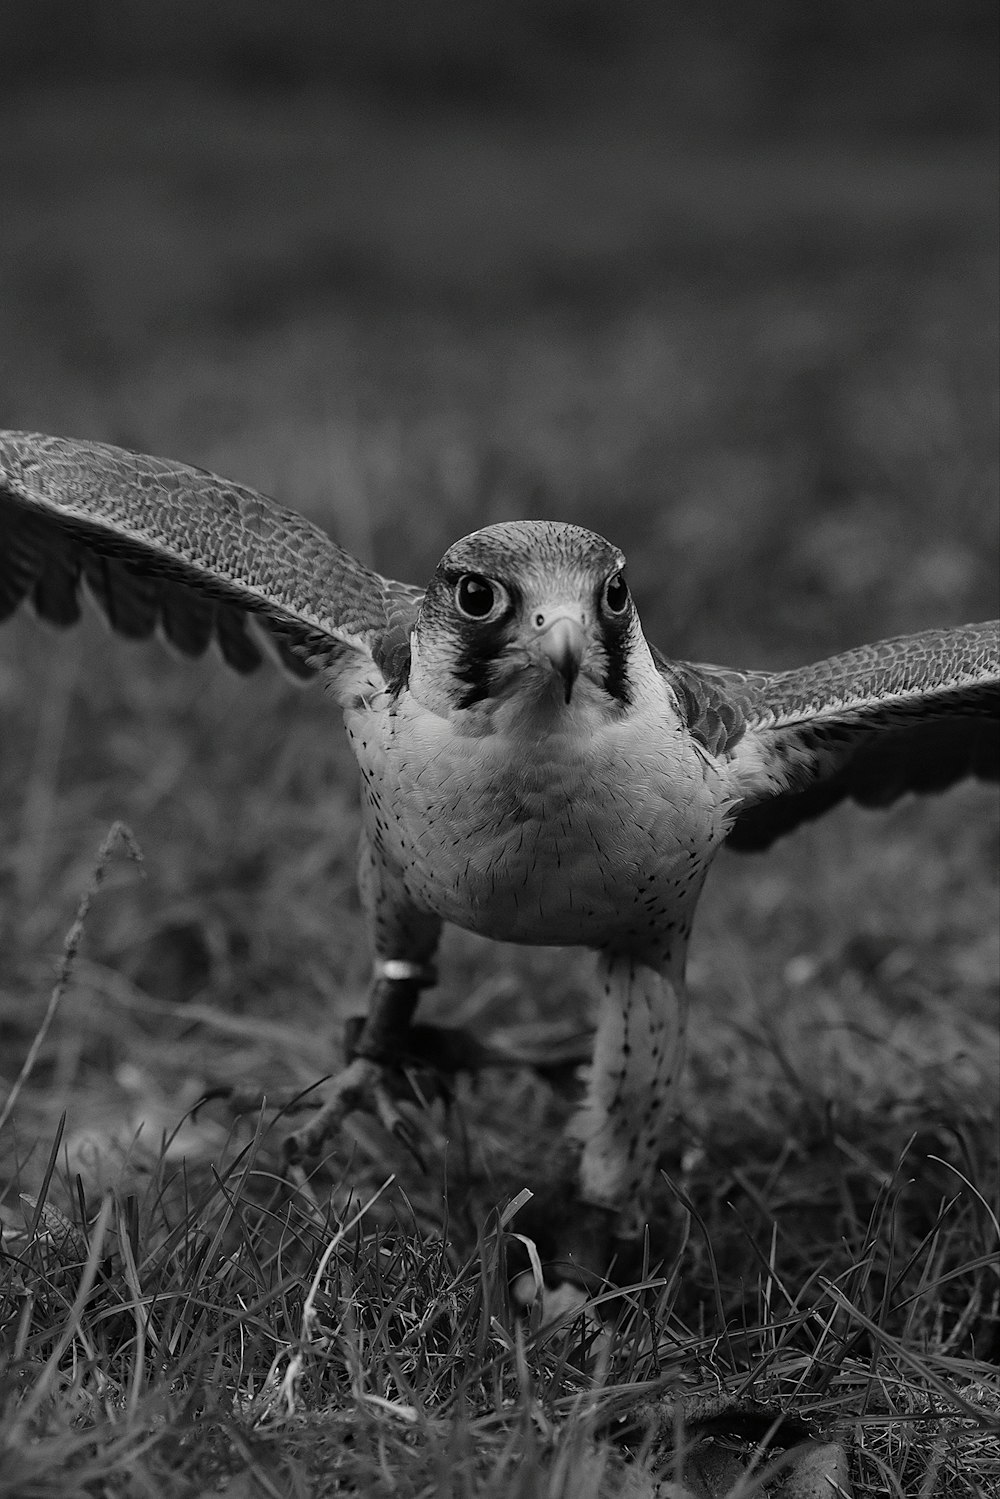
[283,1056,429,1164]
[205,1003,590,1175]
[283,1015,590,1164]
[281,1013,519,1165]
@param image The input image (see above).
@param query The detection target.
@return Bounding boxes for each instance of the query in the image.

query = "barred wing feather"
[0,431,422,685]
[660,624,999,851]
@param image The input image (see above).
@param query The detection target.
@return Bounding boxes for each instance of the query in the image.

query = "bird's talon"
[391,1118,426,1172]
[372,1076,429,1169]
[279,1055,439,1167]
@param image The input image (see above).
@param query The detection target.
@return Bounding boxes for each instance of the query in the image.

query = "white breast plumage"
[346,674,727,953]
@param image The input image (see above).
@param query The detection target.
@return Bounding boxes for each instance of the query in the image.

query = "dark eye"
[603,572,630,615]
[455,573,500,619]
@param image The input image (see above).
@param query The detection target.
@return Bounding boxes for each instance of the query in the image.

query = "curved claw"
[283,1057,387,1161]
[369,1071,428,1170]
[391,1117,426,1173]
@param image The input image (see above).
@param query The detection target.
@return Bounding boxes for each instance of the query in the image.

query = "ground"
[0,82,997,1497]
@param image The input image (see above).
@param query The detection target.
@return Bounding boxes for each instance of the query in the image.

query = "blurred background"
[0,2,997,1189]
[1,0,996,654]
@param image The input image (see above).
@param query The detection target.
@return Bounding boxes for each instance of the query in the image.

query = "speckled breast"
[347,692,729,952]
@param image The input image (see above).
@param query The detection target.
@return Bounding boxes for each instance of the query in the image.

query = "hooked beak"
[534,613,587,703]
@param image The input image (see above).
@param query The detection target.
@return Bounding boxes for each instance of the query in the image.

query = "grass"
[0,83,998,1495]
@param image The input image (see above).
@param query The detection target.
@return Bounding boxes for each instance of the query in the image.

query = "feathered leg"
[570,952,688,1240]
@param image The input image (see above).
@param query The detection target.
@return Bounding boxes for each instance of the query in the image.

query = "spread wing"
[658,623,999,851]
[0,431,423,692]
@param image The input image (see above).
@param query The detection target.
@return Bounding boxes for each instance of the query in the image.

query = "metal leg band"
[373,958,436,986]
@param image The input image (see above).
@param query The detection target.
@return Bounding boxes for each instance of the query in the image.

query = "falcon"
[2,431,997,1241]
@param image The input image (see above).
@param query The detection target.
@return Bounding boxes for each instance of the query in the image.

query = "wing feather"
[659,624,999,851]
[0,430,422,689]
[745,623,997,728]
[160,578,213,657]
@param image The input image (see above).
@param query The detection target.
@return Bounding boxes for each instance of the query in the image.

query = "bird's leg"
[569,953,688,1241]
[347,958,430,1059]
[284,843,444,1161]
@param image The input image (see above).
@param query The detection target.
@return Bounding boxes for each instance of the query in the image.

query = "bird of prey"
[2,431,997,1241]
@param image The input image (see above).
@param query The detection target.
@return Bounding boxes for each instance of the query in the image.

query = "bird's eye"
[455,573,502,620]
[603,572,630,615]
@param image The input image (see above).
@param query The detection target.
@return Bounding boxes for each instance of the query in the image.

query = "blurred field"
[0,78,997,1496]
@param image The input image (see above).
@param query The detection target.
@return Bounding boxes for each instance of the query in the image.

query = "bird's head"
[409,520,652,723]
